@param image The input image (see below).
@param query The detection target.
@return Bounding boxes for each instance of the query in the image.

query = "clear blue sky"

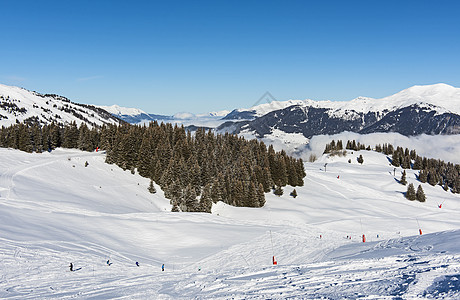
[2,0,460,114]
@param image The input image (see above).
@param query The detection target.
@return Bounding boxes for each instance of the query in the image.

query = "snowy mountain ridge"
[226,83,460,120]
[0,83,121,127]
[218,83,460,139]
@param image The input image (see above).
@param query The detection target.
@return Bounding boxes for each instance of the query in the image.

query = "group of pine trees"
[323,139,460,196]
[405,183,426,202]
[386,145,460,194]
[0,121,99,153]
[0,121,306,212]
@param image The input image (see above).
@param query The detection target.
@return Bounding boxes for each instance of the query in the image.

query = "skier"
[337,175,340,179]
[69,263,74,272]
[136,261,139,267]
[162,264,164,271]
[107,259,112,266]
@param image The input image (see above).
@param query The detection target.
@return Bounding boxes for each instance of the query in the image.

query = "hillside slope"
[1,147,459,298]
[0,84,121,127]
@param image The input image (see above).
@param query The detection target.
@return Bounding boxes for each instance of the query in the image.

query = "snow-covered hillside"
[0,84,121,127]
[1,146,460,298]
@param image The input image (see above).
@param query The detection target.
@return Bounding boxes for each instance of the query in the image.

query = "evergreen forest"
[0,122,306,212]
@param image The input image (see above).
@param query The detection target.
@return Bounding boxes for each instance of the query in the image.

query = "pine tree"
[443,182,449,191]
[392,151,400,167]
[416,185,426,202]
[413,156,423,170]
[290,189,297,198]
[200,183,213,213]
[419,169,428,183]
[401,156,411,169]
[406,183,416,200]
[400,170,407,185]
[274,184,283,196]
[257,183,265,207]
[148,179,156,194]
[428,170,437,186]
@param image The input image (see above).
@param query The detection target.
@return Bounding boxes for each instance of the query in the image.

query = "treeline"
[323,139,460,194]
[0,122,305,212]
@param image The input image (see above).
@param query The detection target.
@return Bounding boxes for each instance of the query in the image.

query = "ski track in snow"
[1,148,460,299]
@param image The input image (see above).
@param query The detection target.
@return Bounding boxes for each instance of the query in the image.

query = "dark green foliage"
[273,185,283,196]
[413,156,423,170]
[401,156,411,169]
[419,169,428,183]
[148,179,156,194]
[391,151,400,167]
[400,170,407,185]
[443,182,449,191]
[406,183,416,200]
[428,170,437,186]
[416,185,426,202]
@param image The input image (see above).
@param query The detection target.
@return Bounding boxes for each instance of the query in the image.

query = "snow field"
[1,147,460,298]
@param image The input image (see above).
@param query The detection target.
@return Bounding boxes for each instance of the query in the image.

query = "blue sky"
[2,0,460,114]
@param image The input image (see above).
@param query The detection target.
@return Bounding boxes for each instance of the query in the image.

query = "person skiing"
[69,263,74,272]
[162,264,164,271]
[136,261,139,267]
[107,259,112,266]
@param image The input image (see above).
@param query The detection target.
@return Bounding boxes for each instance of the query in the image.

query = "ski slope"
[1,147,460,299]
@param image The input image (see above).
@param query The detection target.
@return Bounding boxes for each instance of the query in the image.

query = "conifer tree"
[274,184,283,196]
[416,184,426,202]
[400,170,407,185]
[428,170,437,186]
[200,183,213,213]
[148,179,156,194]
[406,183,416,200]
[443,182,449,191]
[392,151,400,167]
[419,169,428,183]
[401,156,411,169]
[413,156,423,170]
[257,183,265,207]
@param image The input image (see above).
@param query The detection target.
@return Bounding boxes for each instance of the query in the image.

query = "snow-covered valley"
[1,146,460,299]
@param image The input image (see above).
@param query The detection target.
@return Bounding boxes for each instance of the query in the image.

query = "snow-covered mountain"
[0,83,121,127]
[219,83,460,138]
[100,104,231,125]
[99,104,173,123]
[1,145,460,298]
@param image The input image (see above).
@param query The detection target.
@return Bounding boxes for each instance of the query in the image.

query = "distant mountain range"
[2,82,459,138]
[217,84,460,138]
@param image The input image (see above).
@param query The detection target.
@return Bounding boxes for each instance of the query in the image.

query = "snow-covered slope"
[1,146,460,298]
[0,84,121,127]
